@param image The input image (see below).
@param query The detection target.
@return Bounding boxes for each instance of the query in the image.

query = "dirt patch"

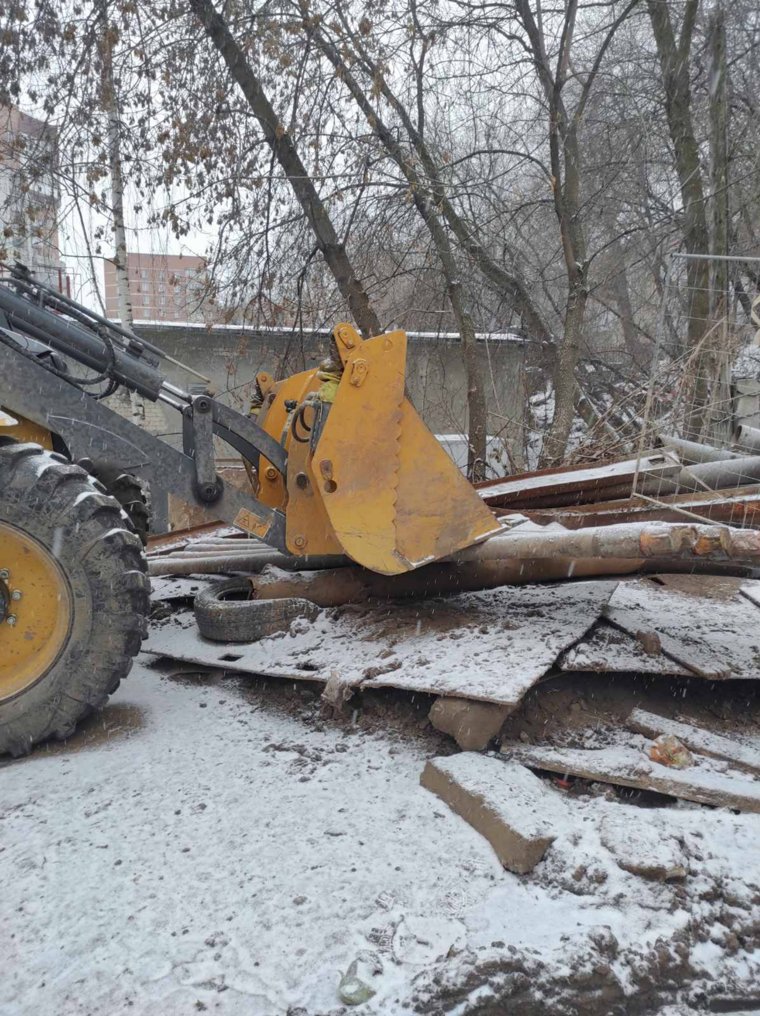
[5,702,148,764]
[231,669,453,749]
[153,656,452,751]
[499,670,760,750]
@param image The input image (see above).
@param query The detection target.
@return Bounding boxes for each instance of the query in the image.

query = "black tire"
[0,441,150,756]
[194,577,319,643]
[90,462,151,546]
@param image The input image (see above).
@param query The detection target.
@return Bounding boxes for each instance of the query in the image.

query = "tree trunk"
[458,305,488,481]
[542,282,587,464]
[99,26,133,329]
[189,0,381,338]
[605,238,644,364]
[646,0,711,439]
[709,3,729,313]
[303,15,487,475]
[706,3,731,446]
[329,20,553,348]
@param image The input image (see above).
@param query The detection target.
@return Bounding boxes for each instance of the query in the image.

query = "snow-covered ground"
[2,655,759,1015]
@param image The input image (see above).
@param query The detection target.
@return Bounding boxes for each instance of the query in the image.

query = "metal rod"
[630,491,741,528]
[156,354,211,384]
[156,390,186,411]
[669,252,760,263]
[160,380,192,402]
[149,552,345,576]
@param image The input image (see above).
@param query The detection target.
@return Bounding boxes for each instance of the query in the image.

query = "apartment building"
[0,104,71,292]
[103,251,208,323]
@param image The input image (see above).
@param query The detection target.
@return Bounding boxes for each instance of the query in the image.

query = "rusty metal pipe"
[177,539,263,549]
[148,552,345,576]
[165,547,279,559]
[248,521,760,606]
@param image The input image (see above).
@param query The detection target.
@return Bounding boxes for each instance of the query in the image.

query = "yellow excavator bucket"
[262,324,501,575]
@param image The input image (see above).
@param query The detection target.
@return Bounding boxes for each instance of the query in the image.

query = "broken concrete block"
[429,697,511,750]
[599,812,687,882]
[420,754,566,874]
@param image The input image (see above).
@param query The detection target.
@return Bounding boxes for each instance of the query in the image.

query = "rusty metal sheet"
[477,453,679,509]
[144,580,614,707]
[523,486,760,530]
[146,522,234,556]
[558,621,691,676]
[604,577,760,680]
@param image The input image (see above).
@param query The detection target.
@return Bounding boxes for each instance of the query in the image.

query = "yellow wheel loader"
[0,263,499,755]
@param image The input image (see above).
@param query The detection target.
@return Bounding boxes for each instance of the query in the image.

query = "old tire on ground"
[194,576,319,643]
[90,462,151,546]
[0,441,150,756]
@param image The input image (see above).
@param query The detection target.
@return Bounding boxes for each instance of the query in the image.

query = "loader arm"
[0,341,288,547]
[0,262,500,573]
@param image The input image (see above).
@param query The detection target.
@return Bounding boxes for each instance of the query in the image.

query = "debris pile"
[478,437,760,529]
[140,436,760,1011]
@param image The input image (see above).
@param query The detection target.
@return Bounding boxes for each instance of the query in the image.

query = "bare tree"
[188,0,381,339]
[297,1,490,476]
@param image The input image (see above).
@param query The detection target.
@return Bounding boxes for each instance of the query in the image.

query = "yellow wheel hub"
[0,521,73,701]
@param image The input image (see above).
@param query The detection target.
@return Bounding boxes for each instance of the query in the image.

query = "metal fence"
[631,252,760,524]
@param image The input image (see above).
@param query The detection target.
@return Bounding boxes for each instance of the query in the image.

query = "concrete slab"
[559,621,691,676]
[599,810,687,881]
[421,755,566,873]
[429,698,511,750]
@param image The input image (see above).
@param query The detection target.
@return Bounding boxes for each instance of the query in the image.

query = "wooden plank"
[502,744,760,813]
[626,708,760,776]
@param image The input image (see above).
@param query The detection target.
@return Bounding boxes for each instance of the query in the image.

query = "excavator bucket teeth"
[313,327,501,574]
